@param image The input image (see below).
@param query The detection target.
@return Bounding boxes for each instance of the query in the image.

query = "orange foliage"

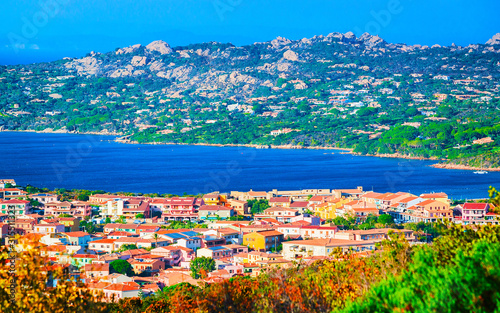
[0,235,107,313]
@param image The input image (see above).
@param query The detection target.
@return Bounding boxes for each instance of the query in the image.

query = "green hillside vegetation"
[1,34,500,168]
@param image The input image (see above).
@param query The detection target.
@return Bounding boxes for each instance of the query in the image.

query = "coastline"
[0,128,123,136]
[430,163,500,172]
[354,152,444,161]
[114,138,354,151]
[4,129,497,170]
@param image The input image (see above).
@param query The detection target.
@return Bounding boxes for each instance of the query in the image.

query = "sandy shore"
[430,163,500,172]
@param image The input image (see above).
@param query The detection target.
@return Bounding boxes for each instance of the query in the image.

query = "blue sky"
[0,0,499,65]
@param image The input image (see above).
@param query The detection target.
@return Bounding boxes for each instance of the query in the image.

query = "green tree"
[377,214,394,225]
[110,259,134,276]
[77,194,89,201]
[79,220,96,234]
[247,199,270,215]
[190,257,216,279]
[344,241,500,313]
[153,233,160,248]
[332,216,356,229]
[489,186,500,207]
[117,244,138,252]
[28,198,42,208]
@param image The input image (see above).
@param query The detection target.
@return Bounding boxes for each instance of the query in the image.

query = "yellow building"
[314,198,349,220]
[420,193,450,205]
[58,217,81,232]
[243,230,284,252]
[202,193,227,206]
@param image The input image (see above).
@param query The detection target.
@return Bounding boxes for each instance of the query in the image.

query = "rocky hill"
[60,32,500,100]
[1,32,500,168]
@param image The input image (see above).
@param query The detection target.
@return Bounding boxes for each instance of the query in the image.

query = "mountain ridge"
[1,31,500,168]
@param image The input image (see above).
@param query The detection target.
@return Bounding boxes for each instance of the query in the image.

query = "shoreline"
[114,138,354,151]
[430,163,500,172]
[4,129,498,170]
[0,128,123,136]
[353,152,444,161]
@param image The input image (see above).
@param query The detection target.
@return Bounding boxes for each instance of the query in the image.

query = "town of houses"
[0,178,498,302]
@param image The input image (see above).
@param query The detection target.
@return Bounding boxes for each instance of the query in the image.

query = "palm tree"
[153,233,159,248]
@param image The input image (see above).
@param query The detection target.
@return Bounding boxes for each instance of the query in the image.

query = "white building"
[282,239,377,260]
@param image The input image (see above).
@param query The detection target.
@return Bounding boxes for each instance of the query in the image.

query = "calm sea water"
[0,132,498,200]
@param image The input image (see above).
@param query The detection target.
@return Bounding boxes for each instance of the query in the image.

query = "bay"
[0,132,498,200]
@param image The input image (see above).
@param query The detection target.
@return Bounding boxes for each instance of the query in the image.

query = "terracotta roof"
[248,251,282,258]
[119,248,149,256]
[217,228,240,235]
[284,238,376,247]
[142,283,160,292]
[362,192,383,199]
[417,200,442,206]
[250,230,283,237]
[309,196,325,202]
[398,196,419,203]
[73,254,97,259]
[104,282,140,292]
[289,201,309,207]
[87,282,110,290]
[351,207,378,212]
[199,205,232,211]
[373,192,394,200]
[462,203,488,210]
[345,200,360,206]
[1,199,29,204]
[263,207,298,213]
[269,197,290,203]
[108,231,130,236]
[287,220,311,226]
[420,192,448,199]
[90,238,116,244]
[384,194,407,201]
[248,191,267,197]
[84,263,109,272]
[62,231,89,237]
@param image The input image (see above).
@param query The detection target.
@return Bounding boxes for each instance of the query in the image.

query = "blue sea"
[0,132,498,200]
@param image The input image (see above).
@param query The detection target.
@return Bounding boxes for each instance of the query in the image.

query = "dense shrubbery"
[107,224,500,313]
[2,220,500,312]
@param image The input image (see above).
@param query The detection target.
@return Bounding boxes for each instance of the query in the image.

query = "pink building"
[122,200,151,219]
[160,197,204,222]
[89,238,117,254]
[255,207,299,223]
[30,193,59,204]
[456,203,499,225]
[0,199,32,215]
[83,263,110,278]
[44,201,91,217]
[101,282,141,302]
[150,246,195,266]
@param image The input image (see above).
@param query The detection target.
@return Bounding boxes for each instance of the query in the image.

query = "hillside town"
[2,33,500,171]
[1,178,498,302]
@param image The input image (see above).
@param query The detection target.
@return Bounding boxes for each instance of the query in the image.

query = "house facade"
[243,230,284,252]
